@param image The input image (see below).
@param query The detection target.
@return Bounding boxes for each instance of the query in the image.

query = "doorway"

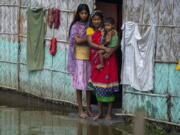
[91,0,123,108]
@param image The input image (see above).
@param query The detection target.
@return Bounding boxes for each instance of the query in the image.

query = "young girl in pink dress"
[67,4,93,118]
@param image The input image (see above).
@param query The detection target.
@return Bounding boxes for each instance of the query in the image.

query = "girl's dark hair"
[89,10,104,28]
[69,4,90,36]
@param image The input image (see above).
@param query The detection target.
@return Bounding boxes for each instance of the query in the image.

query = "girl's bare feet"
[87,110,95,117]
[105,115,112,120]
[79,111,88,119]
[93,113,103,120]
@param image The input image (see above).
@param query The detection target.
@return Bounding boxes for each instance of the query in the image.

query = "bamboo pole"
[0,60,70,74]
[0,32,69,43]
[138,24,179,28]
[155,60,178,64]
[17,0,22,92]
[124,90,169,97]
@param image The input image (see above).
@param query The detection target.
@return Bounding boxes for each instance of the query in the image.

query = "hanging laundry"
[47,8,54,28]
[176,59,180,70]
[121,22,157,91]
[47,8,60,29]
[49,38,57,56]
[27,8,46,71]
[53,8,60,29]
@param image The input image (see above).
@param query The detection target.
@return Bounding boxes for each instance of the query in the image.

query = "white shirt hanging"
[121,22,157,91]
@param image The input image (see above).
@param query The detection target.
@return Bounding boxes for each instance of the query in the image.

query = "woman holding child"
[87,11,119,120]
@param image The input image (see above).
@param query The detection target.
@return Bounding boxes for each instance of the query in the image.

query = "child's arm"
[105,31,112,44]
[103,33,119,59]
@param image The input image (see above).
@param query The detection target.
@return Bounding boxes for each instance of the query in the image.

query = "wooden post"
[134,108,145,135]
[17,0,22,92]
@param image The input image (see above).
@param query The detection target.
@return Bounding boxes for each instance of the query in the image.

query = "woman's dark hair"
[69,4,90,36]
[89,10,104,28]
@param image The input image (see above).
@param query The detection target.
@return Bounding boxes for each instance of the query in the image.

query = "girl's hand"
[75,34,87,44]
[74,34,80,38]
[103,52,111,59]
[100,44,105,47]
[74,35,80,43]
[97,50,105,54]
[104,47,111,53]
[95,50,105,57]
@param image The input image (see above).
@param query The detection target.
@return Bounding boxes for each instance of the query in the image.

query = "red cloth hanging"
[53,9,60,29]
[50,38,57,56]
[47,8,54,28]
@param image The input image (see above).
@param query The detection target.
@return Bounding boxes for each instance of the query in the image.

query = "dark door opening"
[91,0,123,108]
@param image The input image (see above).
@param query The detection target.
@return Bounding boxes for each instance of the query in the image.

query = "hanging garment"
[47,8,54,28]
[53,8,60,29]
[176,59,180,70]
[49,38,57,56]
[121,22,157,91]
[27,8,46,71]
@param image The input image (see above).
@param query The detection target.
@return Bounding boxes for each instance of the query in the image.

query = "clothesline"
[0,60,70,74]
[19,34,69,43]
[0,4,74,13]
[154,60,178,64]
[123,21,179,28]
[0,32,18,35]
[138,24,179,28]
[0,32,69,43]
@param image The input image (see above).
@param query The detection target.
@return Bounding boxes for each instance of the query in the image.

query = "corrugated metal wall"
[0,0,95,104]
[122,0,180,124]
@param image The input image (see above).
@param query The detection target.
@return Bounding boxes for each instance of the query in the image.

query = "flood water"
[0,89,179,135]
[0,89,132,135]
[0,106,126,135]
